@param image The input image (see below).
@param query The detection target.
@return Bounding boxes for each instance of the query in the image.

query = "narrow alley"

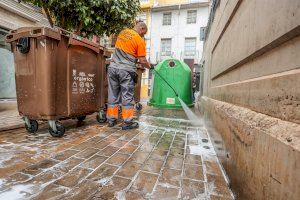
[0,0,299,199]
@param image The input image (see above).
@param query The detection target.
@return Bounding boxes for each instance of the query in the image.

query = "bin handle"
[103,50,111,58]
[6,30,32,42]
[6,27,61,43]
[60,29,72,37]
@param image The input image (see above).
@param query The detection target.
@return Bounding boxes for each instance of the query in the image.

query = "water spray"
[150,65,202,127]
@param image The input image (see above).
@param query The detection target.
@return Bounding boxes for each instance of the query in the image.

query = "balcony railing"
[160,51,172,56]
[156,51,175,62]
[155,51,200,63]
[184,50,197,56]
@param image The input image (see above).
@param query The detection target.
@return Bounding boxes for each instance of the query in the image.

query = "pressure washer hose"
[151,67,179,97]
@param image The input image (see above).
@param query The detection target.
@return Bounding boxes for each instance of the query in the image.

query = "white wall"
[149,5,209,64]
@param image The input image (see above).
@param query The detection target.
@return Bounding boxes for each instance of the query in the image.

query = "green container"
[148,58,193,108]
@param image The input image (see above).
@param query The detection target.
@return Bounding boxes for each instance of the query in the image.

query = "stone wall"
[196,0,300,199]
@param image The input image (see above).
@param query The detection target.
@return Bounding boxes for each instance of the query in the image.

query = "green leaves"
[22,0,140,37]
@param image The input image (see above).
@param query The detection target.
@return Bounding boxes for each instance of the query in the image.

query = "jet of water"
[151,68,202,126]
[178,97,203,127]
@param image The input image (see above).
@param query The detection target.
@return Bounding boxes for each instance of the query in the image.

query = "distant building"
[137,0,210,100]
[136,0,155,101]
[149,1,209,67]
[0,0,49,99]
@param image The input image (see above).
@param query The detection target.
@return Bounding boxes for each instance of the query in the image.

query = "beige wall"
[0,7,37,30]
[197,0,300,199]
[156,0,188,6]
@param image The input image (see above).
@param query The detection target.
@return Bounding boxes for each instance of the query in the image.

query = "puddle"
[97,177,111,186]
[0,184,34,200]
[202,139,209,143]
[115,190,126,200]
[188,145,216,156]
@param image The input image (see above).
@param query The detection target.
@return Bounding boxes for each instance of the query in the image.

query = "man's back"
[110,28,146,72]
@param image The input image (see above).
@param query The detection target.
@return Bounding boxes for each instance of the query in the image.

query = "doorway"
[0,27,16,99]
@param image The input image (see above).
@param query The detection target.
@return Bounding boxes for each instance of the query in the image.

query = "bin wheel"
[77,116,86,121]
[49,122,65,137]
[25,119,38,133]
[135,103,143,111]
[97,111,107,123]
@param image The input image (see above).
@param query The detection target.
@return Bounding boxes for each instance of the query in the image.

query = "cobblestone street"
[0,101,23,132]
[0,106,233,199]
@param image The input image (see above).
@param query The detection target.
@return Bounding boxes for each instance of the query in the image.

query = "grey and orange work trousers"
[106,67,136,123]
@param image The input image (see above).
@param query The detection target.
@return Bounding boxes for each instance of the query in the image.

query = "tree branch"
[76,21,83,35]
[43,7,54,28]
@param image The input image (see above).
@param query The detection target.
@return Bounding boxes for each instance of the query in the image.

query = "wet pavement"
[0,106,233,199]
[0,110,23,131]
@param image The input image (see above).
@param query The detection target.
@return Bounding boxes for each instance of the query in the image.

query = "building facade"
[149,1,209,65]
[0,0,49,99]
[137,0,209,100]
[196,0,300,199]
[136,0,155,101]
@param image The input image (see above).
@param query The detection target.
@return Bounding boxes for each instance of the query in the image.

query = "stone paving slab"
[0,110,24,132]
[0,107,234,199]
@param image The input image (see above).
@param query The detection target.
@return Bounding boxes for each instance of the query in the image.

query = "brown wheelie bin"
[6,27,109,137]
[134,65,145,111]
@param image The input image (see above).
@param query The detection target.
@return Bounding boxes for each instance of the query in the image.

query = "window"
[162,12,172,25]
[184,38,196,56]
[161,38,172,56]
[0,27,10,51]
[136,13,147,22]
[187,10,197,24]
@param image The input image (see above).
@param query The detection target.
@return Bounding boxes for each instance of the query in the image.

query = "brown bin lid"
[6,26,107,55]
[104,49,112,58]
[6,27,61,43]
[59,28,104,54]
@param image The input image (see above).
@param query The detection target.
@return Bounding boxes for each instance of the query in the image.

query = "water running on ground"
[178,97,203,127]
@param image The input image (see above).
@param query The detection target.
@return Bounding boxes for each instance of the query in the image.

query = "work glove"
[150,64,155,70]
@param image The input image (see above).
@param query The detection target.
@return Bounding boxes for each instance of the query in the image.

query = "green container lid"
[148,58,194,108]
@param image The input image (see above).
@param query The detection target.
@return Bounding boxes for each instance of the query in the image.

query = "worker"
[106,21,151,130]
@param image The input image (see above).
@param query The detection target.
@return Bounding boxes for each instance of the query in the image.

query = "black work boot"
[108,120,117,127]
[121,121,139,130]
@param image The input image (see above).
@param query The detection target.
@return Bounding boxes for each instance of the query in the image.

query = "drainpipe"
[177,4,181,60]
[149,7,153,64]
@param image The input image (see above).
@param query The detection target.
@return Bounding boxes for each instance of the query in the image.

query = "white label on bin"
[72,81,77,88]
[166,98,175,104]
[79,82,84,88]
[72,69,95,94]
[72,81,78,94]
[79,88,85,94]
[40,41,45,47]
[73,70,77,77]
[72,87,78,94]
[79,72,86,77]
